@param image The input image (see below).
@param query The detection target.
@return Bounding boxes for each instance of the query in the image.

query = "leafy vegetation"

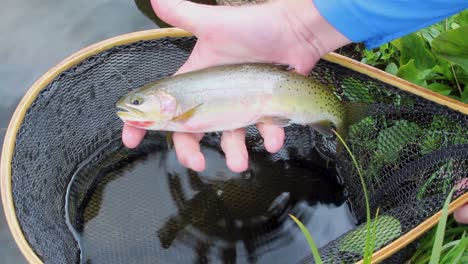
[356,10,468,264]
[411,187,468,264]
[360,10,468,103]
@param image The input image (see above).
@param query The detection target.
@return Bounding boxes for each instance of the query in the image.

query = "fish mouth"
[116,104,144,118]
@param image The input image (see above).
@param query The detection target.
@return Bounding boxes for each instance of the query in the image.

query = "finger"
[256,123,285,153]
[174,42,205,75]
[122,124,147,148]
[290,58,319,76]
[221,128,249,173]
[454,203,468,224]
[173,132,205,171]
[150,0,218,34]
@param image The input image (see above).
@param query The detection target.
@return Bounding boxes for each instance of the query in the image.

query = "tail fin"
[335,101,374,156]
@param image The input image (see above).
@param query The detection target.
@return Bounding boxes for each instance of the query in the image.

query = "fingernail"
[228,154,248,173]
[188,153,204,171]
[266,137,278,152]
[188,157,198,169]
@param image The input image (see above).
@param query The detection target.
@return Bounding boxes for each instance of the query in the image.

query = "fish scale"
[216,0,266,5]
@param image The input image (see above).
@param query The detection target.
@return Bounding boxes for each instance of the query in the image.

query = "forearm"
[314,0,468,49]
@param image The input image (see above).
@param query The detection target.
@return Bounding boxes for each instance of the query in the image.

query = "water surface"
[67,134,356,264]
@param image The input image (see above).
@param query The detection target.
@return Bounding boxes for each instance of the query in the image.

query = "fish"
[216,0,265,5]
[116,63,369,151]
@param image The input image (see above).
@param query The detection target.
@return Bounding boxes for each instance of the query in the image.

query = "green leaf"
[429,187,455,264]
[377,120,421,163]
[339,215,401,255]
[427,83,453,96]
[440,234,467,264]
[385,62,399,75]
[430,60,453,81]
[399,33,437,70]
[430,26,442,38]
[390,38,402,51]
[432,26,468,72]
[454,65,468,84]
[397,59,431,87]
[361,49,382,66]
[289,214,323,264]
[453,9,468,26]
[450,22,460,29]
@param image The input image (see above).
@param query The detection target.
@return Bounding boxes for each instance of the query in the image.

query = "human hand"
[122,0,350,172]
[454,204,468,224]
[454,179,468,224]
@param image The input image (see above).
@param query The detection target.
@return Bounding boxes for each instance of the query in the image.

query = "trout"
[116,63,366,143]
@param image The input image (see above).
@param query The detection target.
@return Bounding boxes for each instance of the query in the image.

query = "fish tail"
[335,101,374,156]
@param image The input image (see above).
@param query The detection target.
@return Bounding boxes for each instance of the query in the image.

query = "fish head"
[116,90,177,130]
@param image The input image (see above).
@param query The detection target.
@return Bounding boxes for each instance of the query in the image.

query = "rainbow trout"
[116,63,366,143]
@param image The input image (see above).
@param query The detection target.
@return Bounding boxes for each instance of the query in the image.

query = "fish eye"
[130,95,143,105]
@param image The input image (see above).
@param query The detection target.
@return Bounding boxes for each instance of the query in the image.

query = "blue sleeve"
[314,0,468,49]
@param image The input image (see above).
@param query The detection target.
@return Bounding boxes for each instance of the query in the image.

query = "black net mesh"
[65,125,347,264]
[8,36,468,264]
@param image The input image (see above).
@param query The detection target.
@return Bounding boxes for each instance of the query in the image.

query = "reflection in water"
[68,132,355,264]
[158,147,343,263]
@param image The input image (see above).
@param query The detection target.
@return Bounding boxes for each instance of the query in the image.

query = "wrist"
[279,0,351,58]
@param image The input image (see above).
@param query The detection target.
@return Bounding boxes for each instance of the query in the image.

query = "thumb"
[290,56,320,76]
[150,0,217,34]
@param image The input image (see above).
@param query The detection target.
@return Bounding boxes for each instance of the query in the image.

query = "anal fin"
[308,120,334,138]
[166,131,174,150]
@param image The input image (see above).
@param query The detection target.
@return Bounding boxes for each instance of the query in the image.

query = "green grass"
[333,130,376,263]
[429,188,455,264]
[410,215,468,264]
[289,214,323,264]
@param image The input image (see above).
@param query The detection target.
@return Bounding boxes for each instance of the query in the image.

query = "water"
[66,134,356,264]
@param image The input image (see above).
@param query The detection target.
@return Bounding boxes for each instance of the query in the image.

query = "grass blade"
[429,187,455,264]
[333,130,373,263]
[289,214,323,264]
[440,232,467,264]
[369,207,380,262]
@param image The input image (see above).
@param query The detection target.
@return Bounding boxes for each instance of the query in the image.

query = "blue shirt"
[314,0,468,49]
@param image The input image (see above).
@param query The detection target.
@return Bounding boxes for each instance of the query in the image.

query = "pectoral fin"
[259,116,292,127]
[171,103,203,122]
[309,120,334,138]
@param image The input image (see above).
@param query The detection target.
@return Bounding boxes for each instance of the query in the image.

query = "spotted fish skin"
[216,0,265,5]
[116,63,347,137]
